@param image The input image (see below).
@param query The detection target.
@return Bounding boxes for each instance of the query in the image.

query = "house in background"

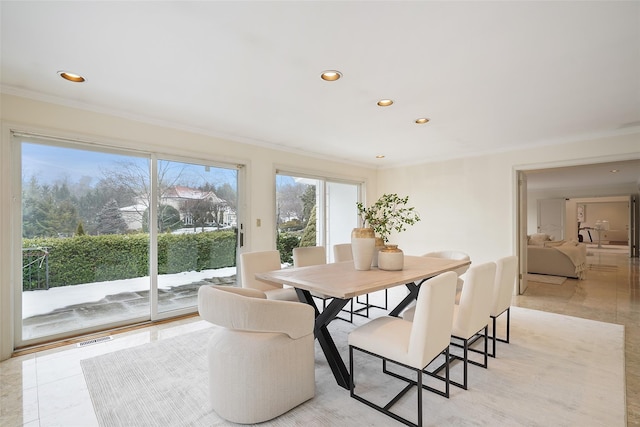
[163,185,231,228]
[120,185,236,231]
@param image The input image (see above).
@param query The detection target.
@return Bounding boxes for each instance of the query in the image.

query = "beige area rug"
[81,307,625,426]
[527,273,567,285]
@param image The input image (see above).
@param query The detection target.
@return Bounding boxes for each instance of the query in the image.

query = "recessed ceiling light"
[58,71,85,83]
[377,99,393,107]
[320,70,342,81]
[415,118,430,124]
[376,155,385,159]
[610,169,620,173]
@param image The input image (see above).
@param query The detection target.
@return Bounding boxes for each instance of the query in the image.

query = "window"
[275,171,360,263]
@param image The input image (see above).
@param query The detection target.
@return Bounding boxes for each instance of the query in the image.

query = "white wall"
[376,133,639,267]
[572,198,630,243]
[528,188,637,241]
[0,94,378,360]
[524,196,630,243]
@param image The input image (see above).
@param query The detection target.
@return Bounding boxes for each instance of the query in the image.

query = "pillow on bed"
[529,233,552,246]
[544,240,565,247]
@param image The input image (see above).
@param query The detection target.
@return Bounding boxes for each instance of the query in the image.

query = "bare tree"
[100,160,186,229]
[276,181,308,225]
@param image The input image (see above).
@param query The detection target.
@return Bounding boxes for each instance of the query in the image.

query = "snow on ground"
[22,267,236,318]
[171,226,233,234]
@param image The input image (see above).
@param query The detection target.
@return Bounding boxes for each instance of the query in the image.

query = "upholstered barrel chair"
[197,285,315,424]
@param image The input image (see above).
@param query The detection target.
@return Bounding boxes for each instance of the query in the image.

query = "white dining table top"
[255,255,471,299]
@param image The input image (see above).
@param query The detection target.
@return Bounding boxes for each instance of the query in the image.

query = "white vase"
[371,237,385,267]
[351,228,376,271]
[378,244,404,271]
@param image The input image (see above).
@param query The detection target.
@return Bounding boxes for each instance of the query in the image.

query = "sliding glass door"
[155,159,238,315]
[20,141,151,342]
[16,134,240,345]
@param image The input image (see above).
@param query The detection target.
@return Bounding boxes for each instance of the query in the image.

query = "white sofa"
[527,234,587,279]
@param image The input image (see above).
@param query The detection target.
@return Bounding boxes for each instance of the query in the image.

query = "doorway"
[517,158,640,295]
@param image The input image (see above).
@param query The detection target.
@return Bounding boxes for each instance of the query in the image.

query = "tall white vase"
[351,228,376,271]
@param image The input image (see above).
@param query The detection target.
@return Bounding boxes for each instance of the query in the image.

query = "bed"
[527,234,587,279]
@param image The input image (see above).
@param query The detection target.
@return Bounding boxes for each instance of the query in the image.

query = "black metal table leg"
[388,282,420,317]
[295,288,351,389]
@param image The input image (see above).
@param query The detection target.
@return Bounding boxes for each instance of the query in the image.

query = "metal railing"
[23,247,49,291]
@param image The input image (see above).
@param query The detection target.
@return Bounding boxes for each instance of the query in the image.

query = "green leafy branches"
[356,194,420,243]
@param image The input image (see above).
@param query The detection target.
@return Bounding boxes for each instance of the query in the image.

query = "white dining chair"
[333,243,353,263]
[401,250,470,319]
[488,255,518,357]
[240,250,299,301]
[422,250,471,287]
[348,271,457,427]
[293,245,327,267]
[444,261,496,390]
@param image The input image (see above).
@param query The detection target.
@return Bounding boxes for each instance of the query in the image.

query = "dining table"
[255,255,471,390]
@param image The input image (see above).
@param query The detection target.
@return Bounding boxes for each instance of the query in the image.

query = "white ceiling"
[524,159,640,193]
[1,1,639,188]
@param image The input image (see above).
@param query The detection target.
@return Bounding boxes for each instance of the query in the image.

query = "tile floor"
[0,248,637,426]
[513,248,640,425]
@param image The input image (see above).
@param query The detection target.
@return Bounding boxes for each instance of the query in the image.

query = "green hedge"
[23,230,237,289]
[277,232,300,264]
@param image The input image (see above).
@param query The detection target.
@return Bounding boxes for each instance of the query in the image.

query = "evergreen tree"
[53,199,79,236]
[96,200,128,235]
[299,205,317,247]
[159,205,183,232]
[22,176,42,238]
[142,205,183,233]
[22,176,81,238]
[215,182,237,211]
[76,222,85,236]
[301,185,316,225]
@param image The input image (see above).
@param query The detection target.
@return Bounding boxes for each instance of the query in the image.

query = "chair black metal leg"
[489,307,511,358]
[483,325,488,367]
[440,329,489,390]
[350,345,449,427]
[463,339,468,390]
[444,346,450,398]
[417,369,422,427]
[349,345,355,393]
[356,289,388,311]
[501,307,511,343]
[491,316,497,358]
